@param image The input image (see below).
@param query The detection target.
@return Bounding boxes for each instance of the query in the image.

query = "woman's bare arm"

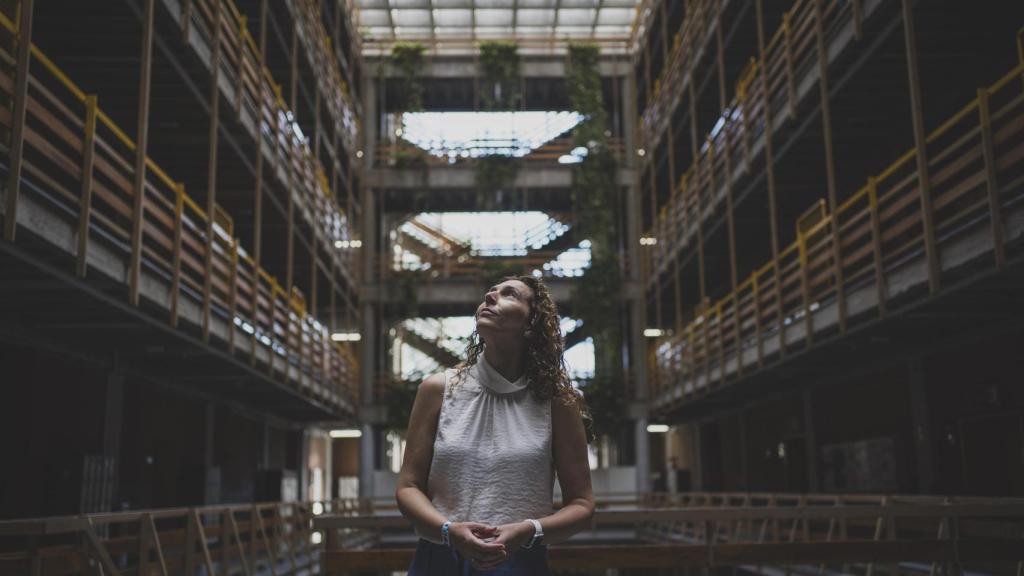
[394,373,447,540]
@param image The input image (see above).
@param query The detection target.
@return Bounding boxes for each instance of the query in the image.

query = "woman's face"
[475,279,534,339]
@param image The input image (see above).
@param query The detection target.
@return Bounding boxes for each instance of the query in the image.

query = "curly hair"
[451,276,589,418]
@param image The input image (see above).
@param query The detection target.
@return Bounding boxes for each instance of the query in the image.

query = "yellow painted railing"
[649,45,1024,408]
[183,0,359,278]
[644,0,843,281]
[0,15,358,412]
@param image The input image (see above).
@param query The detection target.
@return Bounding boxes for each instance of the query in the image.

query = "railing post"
[783,10,796,120]
[137,513,151,576]
[901,0,940,295]
[170,183,184,328]
[128,0,155,307]
[868,177,887,318]
[236,16,246,121]
[203,0,223,342]
[77,94,98,277]
[976,88,1005,270]
[753,273,763,368]
[230,238,239,353]
[3,0,33,243]
[798,228,812,346]
[814,0,847,333]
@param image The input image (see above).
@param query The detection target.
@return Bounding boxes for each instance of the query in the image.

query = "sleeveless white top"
[424,355,553,531]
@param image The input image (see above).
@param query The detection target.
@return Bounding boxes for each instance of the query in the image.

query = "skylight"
[400,211,570,257]
[354,1,643,56]
[395,316,593,380]
[400,111,583,160]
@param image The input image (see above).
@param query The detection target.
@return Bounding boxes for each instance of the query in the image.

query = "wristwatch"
[523,519,543,548]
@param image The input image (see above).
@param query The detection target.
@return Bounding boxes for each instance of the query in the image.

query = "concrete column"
[358,65,378,500]
[802,388,820,491]
[299,428,310,501]
[102,361,124,511]
[622,67,650,494]
[204,401,219,504]
[908,355,933,493]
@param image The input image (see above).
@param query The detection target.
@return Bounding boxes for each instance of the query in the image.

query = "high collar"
[476,352,528,394]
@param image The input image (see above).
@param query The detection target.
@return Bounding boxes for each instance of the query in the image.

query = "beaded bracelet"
[440,520,452,547]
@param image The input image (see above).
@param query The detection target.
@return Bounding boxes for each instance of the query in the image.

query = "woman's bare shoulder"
[418,371,447,398]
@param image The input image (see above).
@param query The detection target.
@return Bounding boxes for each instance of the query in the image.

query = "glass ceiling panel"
[354,0,642,55]
[400,111,583,159]
[401,211,570,256]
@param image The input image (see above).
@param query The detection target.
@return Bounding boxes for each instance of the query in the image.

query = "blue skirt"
[407,539,551,576]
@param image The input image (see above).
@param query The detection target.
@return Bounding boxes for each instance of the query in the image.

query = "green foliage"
[479,41,521,110]
[391,42,426,112]
[473,155,520,210]
[567,43,623,442]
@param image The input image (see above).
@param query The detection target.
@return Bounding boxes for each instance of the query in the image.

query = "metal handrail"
[0,15,359,411]
[648,49,1024,408]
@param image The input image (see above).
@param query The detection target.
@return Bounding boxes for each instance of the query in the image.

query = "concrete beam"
[365,56,631,78]
[367,166,636,190]
[363,277,572,308]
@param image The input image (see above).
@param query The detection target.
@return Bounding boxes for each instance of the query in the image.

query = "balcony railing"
[644,0,854,283]
[314,492,1024,573]
[649,41,1024,409]
[179,0,360,278]
[0,13,358,412]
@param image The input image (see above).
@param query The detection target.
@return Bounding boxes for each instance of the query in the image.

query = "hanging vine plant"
[479,40,521,110]
[567,43,623,442]
[391,41,426,112]
[473,41,522,210]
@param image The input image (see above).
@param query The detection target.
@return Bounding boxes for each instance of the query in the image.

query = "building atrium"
[1,0,1023,574]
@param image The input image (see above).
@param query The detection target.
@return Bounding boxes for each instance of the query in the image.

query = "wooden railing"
[182,0,359,279]
[0,499,369,576]
[0,11,358,411]
[639,0,714,146]
[314,492,1024,574]
[648,37,1024,409]
[185,0,359,151]
[644,0,850,280]
[286,0,360,152]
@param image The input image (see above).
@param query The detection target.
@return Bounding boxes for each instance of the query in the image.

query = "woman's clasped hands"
[448,521,536,571]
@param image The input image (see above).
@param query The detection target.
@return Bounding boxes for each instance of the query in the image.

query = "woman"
[396,275,595,574]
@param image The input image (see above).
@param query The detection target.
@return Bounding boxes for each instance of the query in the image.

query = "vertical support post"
[128,0,155,306]
[977,88,1005,269]
[685,48,708,328]
[77,95,98,277]
[203,0,223,341]
[180,0,191,42]
[4,0,34,242]
[814,0,847,333]
[802,387,819,491]
[253,0,268,271]
[783,11,796,120]
[715,1,738,290]
[909,355,933,493]
[229,239,239,352]
[137,513,151,575]
[798,227,812,346]
[752,273,763,368]
[290,19,299,114]
[170,184,184,327]
[901,0,940,294]
[867,177,887,317]
[184,509,197,575]
[236,16,247,121]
